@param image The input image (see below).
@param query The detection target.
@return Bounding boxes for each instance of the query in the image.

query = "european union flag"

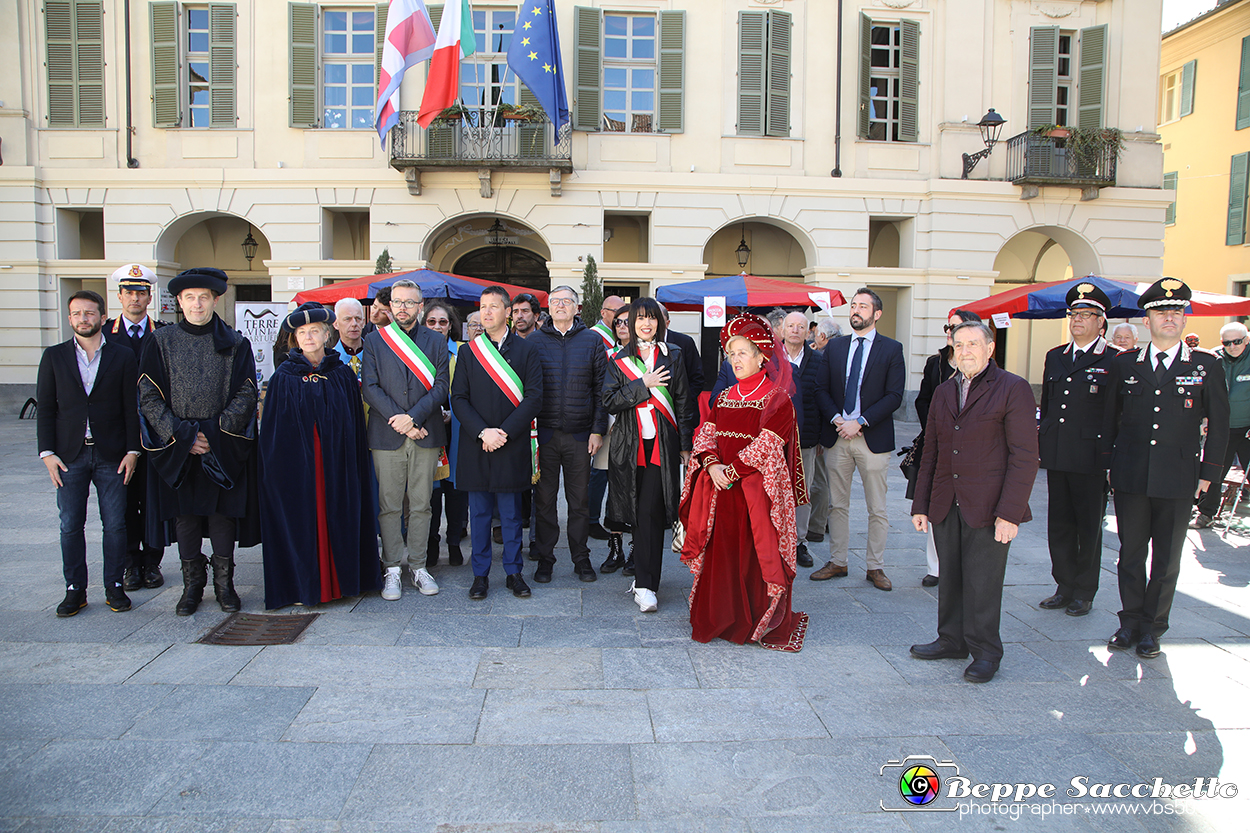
[505,0,569,131]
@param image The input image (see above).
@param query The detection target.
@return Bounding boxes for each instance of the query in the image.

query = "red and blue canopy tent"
[655,274,846,312]
[957,276,1250,319]
[292,268,547,307]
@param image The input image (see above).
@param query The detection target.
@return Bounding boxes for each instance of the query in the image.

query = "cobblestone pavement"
[2,417,1248,831]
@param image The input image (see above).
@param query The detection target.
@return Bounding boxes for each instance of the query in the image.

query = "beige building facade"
[0,0,1170,403]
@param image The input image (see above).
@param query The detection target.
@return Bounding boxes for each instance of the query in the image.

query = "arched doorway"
[991,226,1101,382]
[702,221,809,279]
[158,212,273,327]
[453,246,550,292]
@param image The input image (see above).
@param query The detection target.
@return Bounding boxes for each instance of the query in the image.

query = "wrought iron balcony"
[389,106,571,171]
[1003,129,1117,191]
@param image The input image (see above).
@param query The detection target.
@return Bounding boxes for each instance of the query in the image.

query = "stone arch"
[702,217,813,278]
[423,213,551,272]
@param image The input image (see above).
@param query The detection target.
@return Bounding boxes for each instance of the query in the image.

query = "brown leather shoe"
[866,569,893,591]
[810,561,848,581]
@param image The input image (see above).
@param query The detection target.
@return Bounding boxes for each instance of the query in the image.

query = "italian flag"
[416,0,476,128]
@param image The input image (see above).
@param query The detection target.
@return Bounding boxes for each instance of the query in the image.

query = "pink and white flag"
[373,0,437,145]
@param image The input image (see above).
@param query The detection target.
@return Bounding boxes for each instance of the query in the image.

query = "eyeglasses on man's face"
[1066,310,1101,321]
[392,299,422,309]
[549,298,576,307]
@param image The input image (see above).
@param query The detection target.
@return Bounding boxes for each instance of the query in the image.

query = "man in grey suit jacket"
[362,280,450,601]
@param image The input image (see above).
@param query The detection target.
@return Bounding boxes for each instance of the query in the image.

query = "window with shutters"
[1237,36,1250,130]
[323,8,376,129]
[857,15,917,143]
[1028,25,1106,130]
[44,0,106,128]
[1163,171,1178,226]
[573,7,682,134]
[462,8,522,111]
[1159,61,1195,125]
[150,2,236,128]
[602,14,655,133]
[737,10,790,138]
[1229,153,1249,247]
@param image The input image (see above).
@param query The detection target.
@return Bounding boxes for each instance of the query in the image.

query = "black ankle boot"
[176,557,207,616]
[600,533,625,573]
[622,540,636,576]
[211,554,241,613]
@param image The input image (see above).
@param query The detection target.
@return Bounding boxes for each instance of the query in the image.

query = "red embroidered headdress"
[720,313,775,359]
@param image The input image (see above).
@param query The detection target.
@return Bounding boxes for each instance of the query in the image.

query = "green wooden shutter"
[518,84,544,158]
[45,0,105,127]
[764,11,790,137]
[573,6,601,132]
[656,10,684,133]
[1163,171,1178,226]
[737,11,765,136]
[898,19,919,142]
[1028,26,1058,128]
[151,1,180,127]
[1229,153,1249,246]
[1179,60,1196,118]
[290,4,318,128]
[209,3,236,127]
[427,4,442,31]
[1076,24,1106,131]
[375,2,388,87]
[1237,37,1250,130]
[857,13,871,138]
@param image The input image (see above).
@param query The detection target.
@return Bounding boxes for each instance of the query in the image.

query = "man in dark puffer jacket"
[780,312,825,568]
[530,285,610,583]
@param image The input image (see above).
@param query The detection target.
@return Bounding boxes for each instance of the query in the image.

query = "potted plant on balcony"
[1028,124,1125,179]
[498,102,544,122]
[433,101,470,122]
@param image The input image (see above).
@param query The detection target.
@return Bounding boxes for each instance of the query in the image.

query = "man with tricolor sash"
[362,279,449,602]
[451,286,544,601]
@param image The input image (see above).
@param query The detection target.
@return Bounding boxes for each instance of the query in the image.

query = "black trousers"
[428,481,468,549]
[534,430,592,566]
[1113,492,1190,637]
[1196,427,1250,517]
[175,514,236,563]
[125,459,164,570]
[632,439,666,592]
[1046,469,1107,601]
[933,505,1010,664]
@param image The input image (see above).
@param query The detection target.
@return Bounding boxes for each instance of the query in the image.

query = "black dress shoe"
[1107,627,1139,651]
[106,589,132,613]
[921,574,939,588]
[447,544,464,567]
[909,640,970,660]
[1136,633,1161,659]
[574,560,597,582]
[469,575,489,600]
[1065,599,1093,617]
[796,543,813,568]
[142,565,164,589]
[123,567,143,592]
[588,522,610,541]
[506,573,531,598]
[1039,593,1071,610]
[56,589,87,617]
[533,562,553,583]
[805,531,824,543]
[963,658,999,683]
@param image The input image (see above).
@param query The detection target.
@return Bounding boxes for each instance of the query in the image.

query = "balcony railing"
[388,105,572,172]
[1003,129,1117,188]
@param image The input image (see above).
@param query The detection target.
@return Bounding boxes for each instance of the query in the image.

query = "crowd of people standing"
[37,266,1232,673]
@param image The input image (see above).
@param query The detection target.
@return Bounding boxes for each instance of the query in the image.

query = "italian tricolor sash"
[616,355,678,429]
[379,322,437,391]
[468,334,539,483]
[590,321,615,352]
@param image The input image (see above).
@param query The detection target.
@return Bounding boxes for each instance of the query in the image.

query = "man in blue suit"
[812,289,906,590]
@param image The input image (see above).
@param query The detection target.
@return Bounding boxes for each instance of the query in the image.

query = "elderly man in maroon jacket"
[909,321,1039,683]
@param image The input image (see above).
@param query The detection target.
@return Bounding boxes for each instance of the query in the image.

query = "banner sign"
[704,295,726,327]
[236,303,287,383]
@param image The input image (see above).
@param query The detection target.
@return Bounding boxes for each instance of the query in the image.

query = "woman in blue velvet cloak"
[259,304,380,608]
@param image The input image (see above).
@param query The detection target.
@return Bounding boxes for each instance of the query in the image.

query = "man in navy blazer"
[37,290,141,616]
[812,289,906,590]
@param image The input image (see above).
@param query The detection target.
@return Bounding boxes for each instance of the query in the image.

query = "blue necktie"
[845,337,865,413]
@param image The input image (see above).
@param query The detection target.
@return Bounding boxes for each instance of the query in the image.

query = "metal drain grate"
[198,612,319,646]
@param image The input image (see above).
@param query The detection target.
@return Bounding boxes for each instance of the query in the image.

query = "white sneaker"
[382,567,402,601]
[628,581,658,613]
[411,566,440,596]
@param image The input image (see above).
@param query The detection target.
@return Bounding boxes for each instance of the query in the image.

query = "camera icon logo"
[880,755,959,812]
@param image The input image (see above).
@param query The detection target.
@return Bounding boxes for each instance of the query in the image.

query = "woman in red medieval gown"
[679,313,809,652]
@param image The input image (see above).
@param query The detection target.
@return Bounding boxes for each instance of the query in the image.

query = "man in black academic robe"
[138,267,260,616]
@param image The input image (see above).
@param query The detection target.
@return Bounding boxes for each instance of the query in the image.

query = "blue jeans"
[469,491,523,578]
[57,446,128,592]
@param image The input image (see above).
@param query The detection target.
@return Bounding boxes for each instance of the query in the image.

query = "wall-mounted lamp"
[735,224,751,274]
[961,109,1006,179]
[241,226,258,269]
[487,218,507,247]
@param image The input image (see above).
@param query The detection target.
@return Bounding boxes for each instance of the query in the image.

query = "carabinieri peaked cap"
[1138,277,1191,311]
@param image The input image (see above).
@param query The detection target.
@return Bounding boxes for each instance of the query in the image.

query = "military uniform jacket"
[1108,344,1230,499]
[1038,336,1116,474]
[104,316,168,360]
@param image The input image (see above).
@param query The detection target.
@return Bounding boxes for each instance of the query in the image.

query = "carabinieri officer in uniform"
[1106,277,1229,659]
[1037,282,1117,617]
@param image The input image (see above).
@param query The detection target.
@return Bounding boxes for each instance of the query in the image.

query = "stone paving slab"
[476,689,653,745]
[0,684,171,741]
[121,685,315,742]
[281,686,486,745]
